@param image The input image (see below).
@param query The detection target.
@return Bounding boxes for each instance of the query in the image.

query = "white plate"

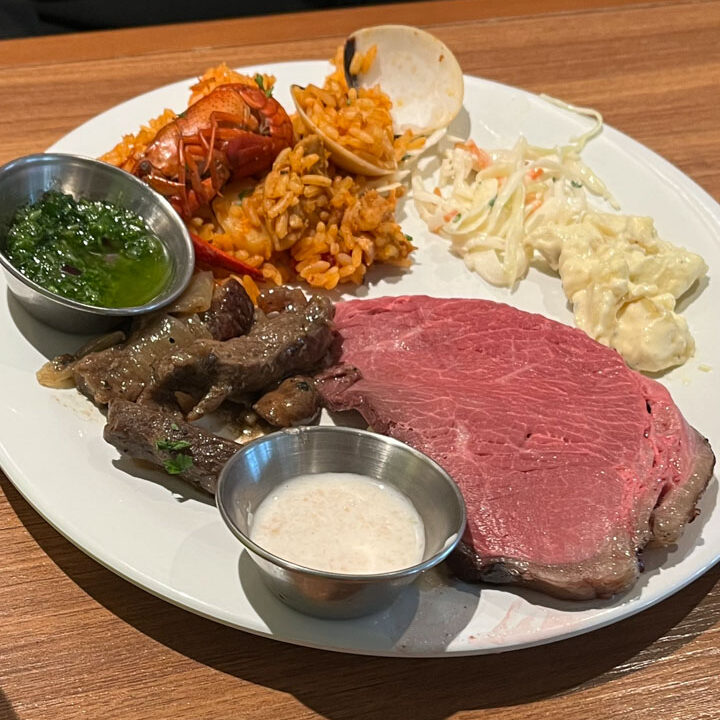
[1,61,718,657]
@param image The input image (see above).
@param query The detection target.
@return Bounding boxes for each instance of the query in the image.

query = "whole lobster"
[133,83,293,219]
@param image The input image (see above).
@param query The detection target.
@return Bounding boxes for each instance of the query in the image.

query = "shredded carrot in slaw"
[412,97,618,287]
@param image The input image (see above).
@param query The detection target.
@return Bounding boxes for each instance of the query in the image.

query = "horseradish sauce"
[250,473,426,574]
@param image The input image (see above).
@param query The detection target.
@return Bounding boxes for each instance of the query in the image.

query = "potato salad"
[413,97,708,372]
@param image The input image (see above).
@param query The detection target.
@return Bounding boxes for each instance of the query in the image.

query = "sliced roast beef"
[150,294,336,420]
[104,399,240,494]
[316,295,715,600]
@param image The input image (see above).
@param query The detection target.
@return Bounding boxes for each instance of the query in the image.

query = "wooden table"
[1,1,719,717]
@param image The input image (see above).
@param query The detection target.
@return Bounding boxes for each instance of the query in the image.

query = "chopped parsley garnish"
[489,196,497,207]
[404,233,414,242]
[571,180,583,188]
[163,454,194,475]
[232,188,253,204]
[156,435,193,475]
[254,74,273,97]
[156,438,191,452]
[453,213,462,222]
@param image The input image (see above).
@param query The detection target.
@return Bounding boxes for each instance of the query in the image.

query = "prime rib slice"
[316,295,715,600]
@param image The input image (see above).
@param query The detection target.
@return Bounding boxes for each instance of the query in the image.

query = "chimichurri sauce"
[3,190,171,308]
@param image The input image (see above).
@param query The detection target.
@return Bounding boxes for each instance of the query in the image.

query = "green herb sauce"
[4,190,171,308]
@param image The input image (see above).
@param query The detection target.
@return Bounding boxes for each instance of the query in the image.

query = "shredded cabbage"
[412,96,617,287]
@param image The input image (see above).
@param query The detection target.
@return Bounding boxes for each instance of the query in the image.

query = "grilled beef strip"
[74,314,212,406]
[199,278,255,340]
[72,279,254,406]
[256,286,310,315]
[150,292,336,421]
[104,399,240,494]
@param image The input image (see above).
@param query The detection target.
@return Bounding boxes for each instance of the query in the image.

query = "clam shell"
[291,26,463,178]
[345,25,464,136]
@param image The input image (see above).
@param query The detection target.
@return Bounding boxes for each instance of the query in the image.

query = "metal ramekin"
[0,153,194,334]
[217,425,466,619]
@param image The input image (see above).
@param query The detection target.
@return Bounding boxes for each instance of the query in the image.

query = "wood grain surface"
[1,1,719,718]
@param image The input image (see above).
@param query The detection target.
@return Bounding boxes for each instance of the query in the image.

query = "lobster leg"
[144,174,187,197]
[189,231,264,279]
[177,137,190,215]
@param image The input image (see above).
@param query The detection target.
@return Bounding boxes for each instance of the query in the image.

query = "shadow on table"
[0,688,20,720]
[3,472,719,718]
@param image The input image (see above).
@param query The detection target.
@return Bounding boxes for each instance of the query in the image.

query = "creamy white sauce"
[250,472,426,574]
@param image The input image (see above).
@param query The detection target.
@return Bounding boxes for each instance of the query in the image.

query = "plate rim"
[1,59,718,657]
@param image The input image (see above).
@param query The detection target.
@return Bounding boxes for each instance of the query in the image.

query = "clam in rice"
[292,45,428,174]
